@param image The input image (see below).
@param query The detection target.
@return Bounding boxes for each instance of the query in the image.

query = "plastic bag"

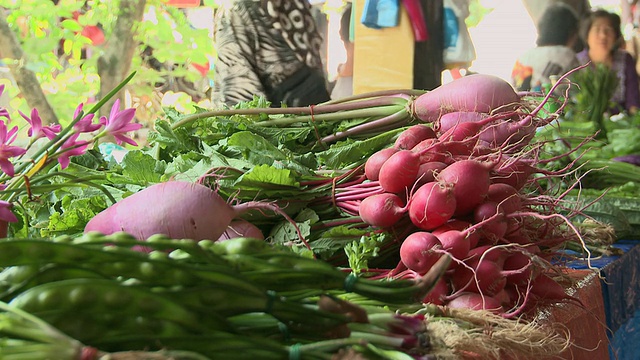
[443,0,476,67]
[361,0,400,29]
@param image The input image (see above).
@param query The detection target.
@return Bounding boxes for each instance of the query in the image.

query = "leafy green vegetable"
[345,234,388,275]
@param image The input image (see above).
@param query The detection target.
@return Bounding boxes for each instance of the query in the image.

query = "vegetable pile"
[532,64,640,239]
[74,74,591,318]
[1,73,605,359]
[0,233,454,359]
[335,77,587,316]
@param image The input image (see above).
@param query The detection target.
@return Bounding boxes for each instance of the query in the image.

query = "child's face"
[587,17,618,54]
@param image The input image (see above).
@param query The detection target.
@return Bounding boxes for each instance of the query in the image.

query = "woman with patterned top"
[211,0,330,108]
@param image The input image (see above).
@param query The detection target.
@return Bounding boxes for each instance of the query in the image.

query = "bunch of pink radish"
[346,74,583,316]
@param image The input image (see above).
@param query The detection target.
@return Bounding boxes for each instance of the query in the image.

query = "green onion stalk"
[170,90,426,146]
[0,301,212,360]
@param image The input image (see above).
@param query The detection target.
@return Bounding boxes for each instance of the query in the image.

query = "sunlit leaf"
[61,19,82,32]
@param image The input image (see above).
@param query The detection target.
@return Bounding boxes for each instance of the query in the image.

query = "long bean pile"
[0,233,451,359]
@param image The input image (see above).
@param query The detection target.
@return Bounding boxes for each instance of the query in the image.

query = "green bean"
[68,232,220,262]
[214,251,449,304]
[0,265,106,301]
[93,333,319,360]
[199,237,271,256]
[9,279,231,335]
[0,239,266,295]
[37,312,198,346]
[158,286,348,335]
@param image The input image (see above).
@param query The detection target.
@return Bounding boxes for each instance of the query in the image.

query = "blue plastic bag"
[361,0,400,29]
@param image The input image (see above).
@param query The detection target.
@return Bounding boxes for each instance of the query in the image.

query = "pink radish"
[408,181,456,230]
[452,257,507,296]
[446,292,503,314]
[422,277,449,305]
[490,156,536,190]
[432,220,480,248]
[414,161,448,188]
[436,111,513,144]
[412,74,520,123]
[85,181,304,246]
[486,183,522,214]
[411,138,447,163]
[437,111,490,135]
[477,115,538,149]
[218,219,265,241]
[365,147,398,181]
[501,251,534,286]
[378,149,421,193]
[399,231,443,274]
[433,229,471,262]
[437,159,493,216]
[467,245,507,267]
[439,112,539,151]
[358,193,406,228]
[473,201,508,240]
[394,124,436,150]
[529,274,569,302]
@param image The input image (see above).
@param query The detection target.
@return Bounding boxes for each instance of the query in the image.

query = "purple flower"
[72,104,101,133]
[0,121,27,177]
[0,200,18,223]
[56,133,89,170]
[0,108,9,122]
[19,108,61,140]
[99,99,141,146]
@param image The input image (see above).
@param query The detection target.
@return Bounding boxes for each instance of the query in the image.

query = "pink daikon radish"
[218,219,265,241]
[412,74,520,123]
[85,181,301,246]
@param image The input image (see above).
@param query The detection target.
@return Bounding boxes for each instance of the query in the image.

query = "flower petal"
[114,134,138,147]
[0,159,16,177]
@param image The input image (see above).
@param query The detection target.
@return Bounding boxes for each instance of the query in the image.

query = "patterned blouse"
[211,0,325,107]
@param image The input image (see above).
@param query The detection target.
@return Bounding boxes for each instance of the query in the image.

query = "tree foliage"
[0,0,215,133]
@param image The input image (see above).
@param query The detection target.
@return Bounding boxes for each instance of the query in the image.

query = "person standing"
[511,3,580,92]
[330,3,353,100]
[211,0,331,108]
[576,9,640,114]
[522,0,590,52]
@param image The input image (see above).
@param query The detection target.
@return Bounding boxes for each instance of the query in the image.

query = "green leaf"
[226,132,312,174]
[45,195,108,236]
[345,233,388,275]
[317,128,404,169]
[120,151,163,185]
[150,119,200,154]
[60,19,82,31]
[62,39,73,55]
[237,165,300,189]
[172,158,220,182]
[269,220,312,249]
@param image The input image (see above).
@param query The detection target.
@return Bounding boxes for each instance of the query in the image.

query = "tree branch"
[0,10,58,124]
[97,0,147,118]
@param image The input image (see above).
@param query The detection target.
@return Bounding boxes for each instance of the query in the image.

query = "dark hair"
[579,9,623,48]
[339,4,352,44]
[536,3,579,46]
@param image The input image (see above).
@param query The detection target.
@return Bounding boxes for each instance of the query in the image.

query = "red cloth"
[536,269,610,360]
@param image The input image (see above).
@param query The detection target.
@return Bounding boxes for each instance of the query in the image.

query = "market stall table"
[560,239,640,360]
[535,268,609,360]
